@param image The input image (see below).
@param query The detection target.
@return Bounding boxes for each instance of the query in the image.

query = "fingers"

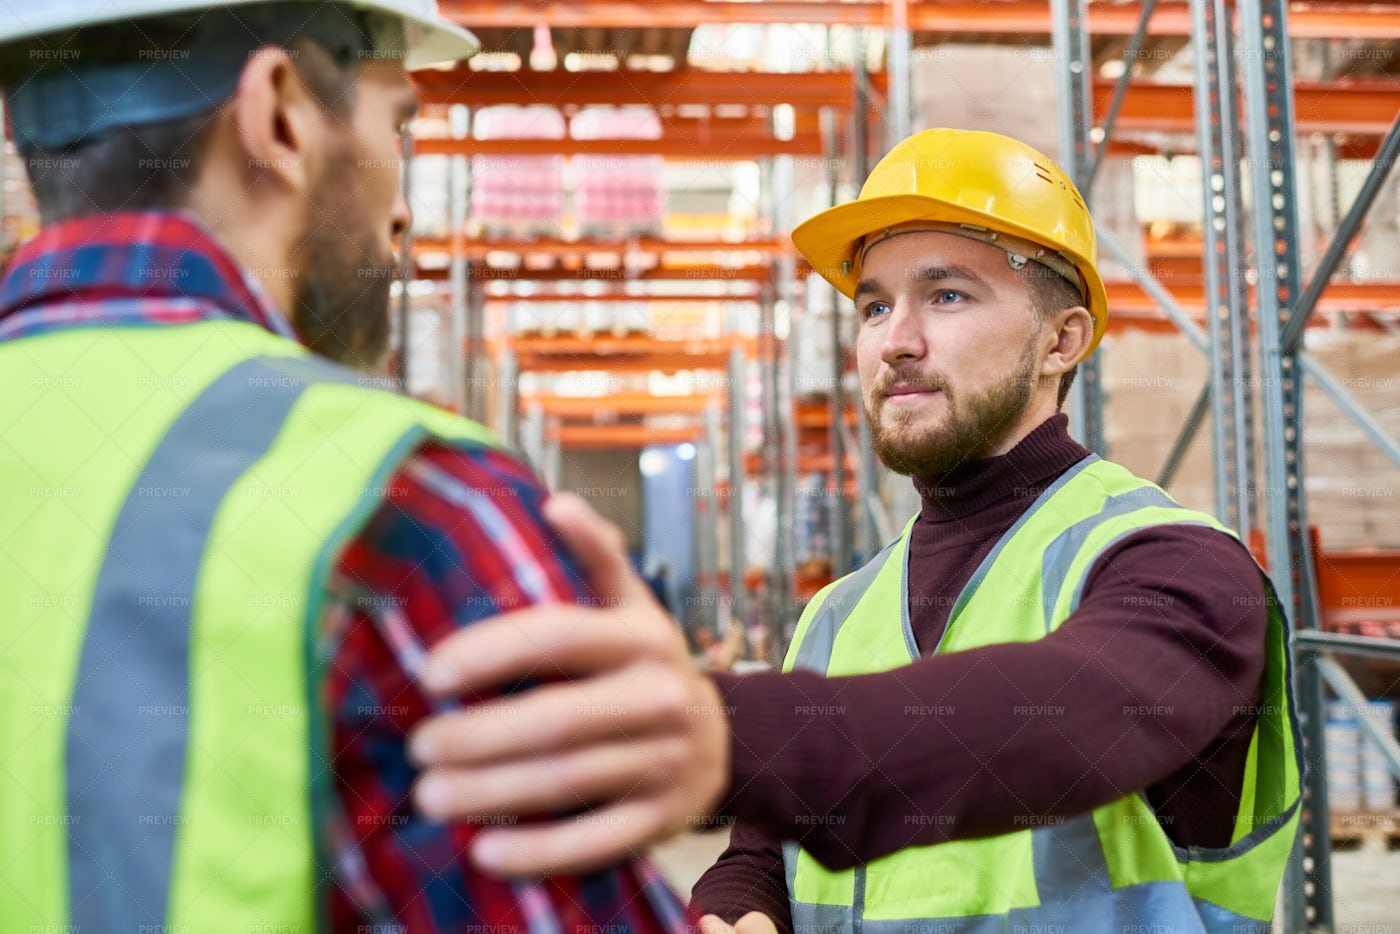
[699,916,737,934]
[470,795,678,877]
[543,492,652,605]
[418,603,666,697]
[410,663,687,767]
[734,912,779,934]
[413,736,684,821]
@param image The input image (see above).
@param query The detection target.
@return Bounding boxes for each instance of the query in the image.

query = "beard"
[865,337,1040,478]
[291,144,399,371]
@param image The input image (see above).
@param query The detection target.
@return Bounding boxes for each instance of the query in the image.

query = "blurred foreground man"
[0,3,689,931]
[411,130,1303,934]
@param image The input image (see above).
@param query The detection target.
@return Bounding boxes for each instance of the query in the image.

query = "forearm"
[709,530,1268,869]
[690,824,792,934]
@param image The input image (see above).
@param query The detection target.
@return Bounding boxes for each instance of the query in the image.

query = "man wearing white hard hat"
[408,130,1302,934]
[0,4,691,932]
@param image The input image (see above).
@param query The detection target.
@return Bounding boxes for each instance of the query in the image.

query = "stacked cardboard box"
[1306,331,1400,549]
[1098,330,1400,551]
[1098,332,1215,517]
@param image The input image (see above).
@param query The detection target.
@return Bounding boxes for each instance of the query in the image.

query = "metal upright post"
[466,278,486,423]
[449,105,472,415]
[828,287,851,576]
[542,418,562,492]
[773,153,800,641]
[727,347,748,626]
[888,0,912,145]
[758,274,786,640]
[1050,0,1107,456]
[1190,0,1257,536]
[396,131,414,393]
[496,350,519,450]
[851,29,882,559]
[1239,0,1332,928]
[701,402,724,633]
[823,77,852,578]
[521,401,547,480]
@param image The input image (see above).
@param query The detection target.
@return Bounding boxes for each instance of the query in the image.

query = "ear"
[230,46,325,195]
[1042,305,1095,378]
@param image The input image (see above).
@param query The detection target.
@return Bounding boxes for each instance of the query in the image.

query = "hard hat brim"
[397,7,481,70]
[0,1,479,71]
[792,192,1108,356]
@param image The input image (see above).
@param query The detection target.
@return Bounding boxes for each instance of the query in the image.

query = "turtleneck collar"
[912,413,1092,524]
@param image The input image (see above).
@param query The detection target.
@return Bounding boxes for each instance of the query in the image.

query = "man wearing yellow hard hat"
[408,130,1302,934]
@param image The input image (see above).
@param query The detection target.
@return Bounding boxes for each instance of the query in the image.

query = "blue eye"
[862,301,892,320]
[934,290,966,304]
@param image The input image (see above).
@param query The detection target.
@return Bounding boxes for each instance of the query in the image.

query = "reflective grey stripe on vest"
[793,886,1257,934]
[65,354,353,930]
[937,455,1097,647]
[790,538,899,674]
[790,814,1203,934]
[1038,483,1196,632]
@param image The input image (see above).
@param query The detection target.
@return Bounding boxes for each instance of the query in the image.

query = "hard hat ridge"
[792,128,1109,357]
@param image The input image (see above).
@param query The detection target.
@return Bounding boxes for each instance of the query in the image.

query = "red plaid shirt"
[0,212,692,934]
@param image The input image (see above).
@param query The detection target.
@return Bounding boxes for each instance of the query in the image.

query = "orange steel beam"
[440,0,1400,40]
[413,69,866,108]
[1091,79,1400,135]
[502,333,757,371]
[485,292,756,303]
[511,349,744,371]
[909,0,1400,39]
[437,0,883,26]
[414,235,791,257]
[549,424,700,447]
[1105,279,1400,313]
[413,264,775,282]
[413,134,824,157]
[656,112,824,137]
[507,335,749,354]
[1101,279,1400,336]
[413,70,1400,136]
[522,393,718,416]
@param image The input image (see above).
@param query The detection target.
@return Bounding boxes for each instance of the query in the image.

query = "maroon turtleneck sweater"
[692,414,1269,930]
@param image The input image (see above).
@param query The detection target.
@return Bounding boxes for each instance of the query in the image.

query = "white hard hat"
[1,1,480,151]
[0,0,479,71]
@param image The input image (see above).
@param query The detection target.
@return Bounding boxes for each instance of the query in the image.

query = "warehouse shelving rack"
[416,3,1400,928]
[1029,0,1400,929]
[5,2,1399,928]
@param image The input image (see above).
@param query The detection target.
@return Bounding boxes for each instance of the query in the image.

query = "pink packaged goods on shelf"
[470,106,566,238]
[570,107,666,239]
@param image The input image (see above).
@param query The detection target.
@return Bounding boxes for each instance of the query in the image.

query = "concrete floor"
[649,831,1400,929]
[1328,847,1400,930]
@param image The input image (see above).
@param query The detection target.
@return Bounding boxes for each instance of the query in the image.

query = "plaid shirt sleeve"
[323,441,692,934]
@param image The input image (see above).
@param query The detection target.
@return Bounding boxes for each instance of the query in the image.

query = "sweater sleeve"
[707,524,1269,870]
[689,823,793,934]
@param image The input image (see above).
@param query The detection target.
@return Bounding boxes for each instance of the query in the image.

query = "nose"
[879,301,926,365]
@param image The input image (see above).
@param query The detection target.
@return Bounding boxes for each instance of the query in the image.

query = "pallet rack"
[5,1,1398,928]
[415,5,1400,928]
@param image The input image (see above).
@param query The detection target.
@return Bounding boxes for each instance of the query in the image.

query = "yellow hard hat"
[792,128,1108,356]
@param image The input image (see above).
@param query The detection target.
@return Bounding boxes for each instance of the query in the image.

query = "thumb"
[698,916,736,934]
[734,912,779,934]
[542,492,652,607]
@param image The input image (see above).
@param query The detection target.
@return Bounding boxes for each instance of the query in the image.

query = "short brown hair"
[1023,264,1086,411]
[22,26,359,225]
